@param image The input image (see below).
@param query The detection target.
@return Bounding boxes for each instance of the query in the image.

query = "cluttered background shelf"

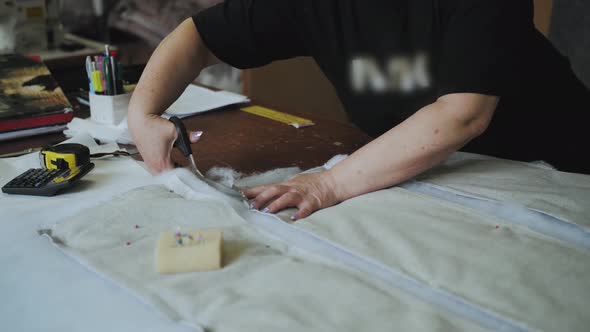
[0,58,372,174]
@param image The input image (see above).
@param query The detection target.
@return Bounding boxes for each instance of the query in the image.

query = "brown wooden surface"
[171,106,370,174]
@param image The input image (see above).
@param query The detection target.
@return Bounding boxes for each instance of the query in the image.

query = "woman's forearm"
[126,18,219,174]
[329,94,497,201]
[244,93,498,220]
[128,18,217,122]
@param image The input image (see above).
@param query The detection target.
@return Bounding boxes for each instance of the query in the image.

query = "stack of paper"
[163,85,250,119]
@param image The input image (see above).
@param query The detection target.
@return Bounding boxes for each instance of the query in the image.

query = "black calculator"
[2,163,95,197]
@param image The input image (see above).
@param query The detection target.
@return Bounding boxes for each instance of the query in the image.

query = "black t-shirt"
[193,0,590,173]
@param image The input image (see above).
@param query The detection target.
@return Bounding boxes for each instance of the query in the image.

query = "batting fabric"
[45,152,590,332]
[46,180,487,332]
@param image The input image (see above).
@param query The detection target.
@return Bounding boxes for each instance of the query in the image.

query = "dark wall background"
[550,0,590,88]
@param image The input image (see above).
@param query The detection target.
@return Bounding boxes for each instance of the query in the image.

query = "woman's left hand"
[243,171,341,221]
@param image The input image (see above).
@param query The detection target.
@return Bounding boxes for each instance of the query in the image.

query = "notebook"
[0,54,73,138]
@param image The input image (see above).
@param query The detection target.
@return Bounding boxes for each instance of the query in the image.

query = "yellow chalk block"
[155,229,223,274]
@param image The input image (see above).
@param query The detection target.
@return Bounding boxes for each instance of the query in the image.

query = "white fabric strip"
[416,155,590,230]
[401,181,590,251]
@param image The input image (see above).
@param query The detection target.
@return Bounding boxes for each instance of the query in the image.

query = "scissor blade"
[188,154,204,177]
[186,158,245,199]
[199,175,246,200]
[169,116,244,199]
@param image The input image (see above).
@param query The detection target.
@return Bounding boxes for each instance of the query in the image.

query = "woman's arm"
[127,18,219,174]
[245,93,498,220]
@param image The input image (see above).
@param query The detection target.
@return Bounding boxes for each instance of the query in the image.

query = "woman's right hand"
[128,113,178,175]
[128,113,204,175]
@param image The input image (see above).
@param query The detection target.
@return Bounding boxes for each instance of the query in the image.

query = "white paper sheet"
[163,85,249,118]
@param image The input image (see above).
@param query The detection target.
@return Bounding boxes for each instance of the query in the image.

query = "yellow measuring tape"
[241,106,315,128]
[40,143,90,170]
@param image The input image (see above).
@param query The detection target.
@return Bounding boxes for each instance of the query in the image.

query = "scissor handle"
[169,116,193,157]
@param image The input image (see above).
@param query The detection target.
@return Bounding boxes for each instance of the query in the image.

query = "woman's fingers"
[149,157,175,175]
[258,189,318,221]
[243,172,340,220]
[130,114,179,175]
[189,131,203,143]
[264,191,301,214]
[292,200,315,221]
[243,185,271,199]
[249,185,286,210]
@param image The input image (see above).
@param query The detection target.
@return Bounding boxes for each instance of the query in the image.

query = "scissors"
[169,116,246,200]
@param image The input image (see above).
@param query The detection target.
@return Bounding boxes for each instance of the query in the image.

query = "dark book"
[0,54,73,134]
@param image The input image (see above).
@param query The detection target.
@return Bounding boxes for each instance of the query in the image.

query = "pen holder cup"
[89,92,132,125]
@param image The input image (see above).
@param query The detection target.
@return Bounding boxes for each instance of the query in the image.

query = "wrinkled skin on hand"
[129,114,202,175]
[243,171,341,220]
[130,114,177,175]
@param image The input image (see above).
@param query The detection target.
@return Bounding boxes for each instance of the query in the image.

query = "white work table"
[0,135,193,332]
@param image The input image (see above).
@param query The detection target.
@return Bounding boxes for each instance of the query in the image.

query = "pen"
[85,56,94,94]
[116,61,123,93]
[76,96,90,106]
[103,57,112,95]
[110,53,117,95]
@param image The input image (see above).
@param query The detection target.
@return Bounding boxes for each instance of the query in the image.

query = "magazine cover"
[0,54,72,122]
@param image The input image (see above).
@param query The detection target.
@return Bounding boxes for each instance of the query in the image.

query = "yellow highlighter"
[92,70,104,94]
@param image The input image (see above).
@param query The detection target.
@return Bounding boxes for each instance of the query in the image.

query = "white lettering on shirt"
[350,53,431,94]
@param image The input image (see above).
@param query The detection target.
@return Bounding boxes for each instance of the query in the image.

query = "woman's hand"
[128,113,202,175]
[243,171,342,220]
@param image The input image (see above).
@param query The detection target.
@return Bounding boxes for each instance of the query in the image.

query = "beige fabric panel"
[48,152,590,332]
[49,185,487,332]
[277,187,590,332]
